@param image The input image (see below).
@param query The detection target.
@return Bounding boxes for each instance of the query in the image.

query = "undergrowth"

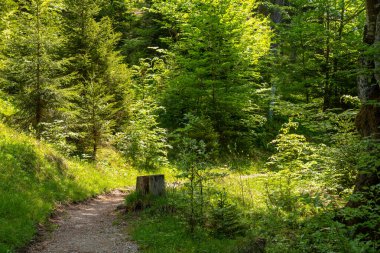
[122,113,378,252]
[125,191,239,253]
[125,167,378,253]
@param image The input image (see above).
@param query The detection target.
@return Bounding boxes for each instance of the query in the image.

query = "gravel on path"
[25,190,138,253]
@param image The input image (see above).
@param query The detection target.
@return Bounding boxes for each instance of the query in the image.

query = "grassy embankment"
[0,121,166,252]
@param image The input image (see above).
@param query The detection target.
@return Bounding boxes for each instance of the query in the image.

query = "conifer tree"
[272,0,365,108]
[0,0,69,138]
[0,1,13,78]
[62,0,130,159]
[115,58,169,169]
[0,0,16,50]
[122,0,168,65]
[155,0,271,153]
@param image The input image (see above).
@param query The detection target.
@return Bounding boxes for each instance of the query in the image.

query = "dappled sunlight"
[0,0,378,252]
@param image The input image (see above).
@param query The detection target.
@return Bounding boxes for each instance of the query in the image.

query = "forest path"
[25,190,138,253]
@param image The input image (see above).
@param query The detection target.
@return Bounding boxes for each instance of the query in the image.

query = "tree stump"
[136,174,165,196]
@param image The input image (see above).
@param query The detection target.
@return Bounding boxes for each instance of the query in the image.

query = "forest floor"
[24,189,138,253]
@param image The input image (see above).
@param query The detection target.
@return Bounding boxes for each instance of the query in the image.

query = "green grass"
[0,122,140,252]
[124,175,251,253]
[131,215,237,253]
[127,206,237,253]
[125,165,378,253]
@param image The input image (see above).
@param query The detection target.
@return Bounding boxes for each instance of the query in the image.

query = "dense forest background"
[0,0,379,252]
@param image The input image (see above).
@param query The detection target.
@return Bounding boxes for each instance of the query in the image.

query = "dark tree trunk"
[348,0,380,208]
[355,0,380,144]
[357,0,380,108]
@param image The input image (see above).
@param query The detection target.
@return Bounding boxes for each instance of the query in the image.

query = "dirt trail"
[26,190,138,253]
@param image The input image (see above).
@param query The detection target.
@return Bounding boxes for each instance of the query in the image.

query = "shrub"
[210,191,246,238]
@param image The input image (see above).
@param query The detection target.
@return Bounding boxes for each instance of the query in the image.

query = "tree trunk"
[261,0,286,120]
[35,0,42,139]
[136,174,165,196]
[357,0,380,106]
[348,0,380,206]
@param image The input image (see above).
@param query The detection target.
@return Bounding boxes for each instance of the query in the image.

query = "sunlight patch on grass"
[0,123,141,252]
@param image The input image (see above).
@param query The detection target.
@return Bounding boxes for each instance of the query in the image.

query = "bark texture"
[347,0,380,220]
[136,174,165,196]
[356,8,380,137]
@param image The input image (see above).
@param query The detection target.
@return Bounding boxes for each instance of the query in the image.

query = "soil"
[25,189,138,253]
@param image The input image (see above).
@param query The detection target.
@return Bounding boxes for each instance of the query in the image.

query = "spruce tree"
[0,0,15,80]
[62,0,130,159]
[0,0,69,138]
[272,0,365,108]
[115,58,169,169]
[0,0,16,48]
[155,0,271,154]
[121,0,168,65]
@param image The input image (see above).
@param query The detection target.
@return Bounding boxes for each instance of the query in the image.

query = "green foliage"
[156,0,271,154]
[267,119,335,184]
[62,1,131,159]
[291,212,377,253]
[115,58,169,169]
[338,138,380,246]
[98,0,130,50]
[121,0,168,65]
[116,102,169,169]
[126,161,377,252]
[267,105,366,192]
[125,191,154,212]
[176,137,211,233]
[233,236,266,253]
[0,0,16,67]
[210,191,246,238]
[271,0,365,107]
[267,119,311,171]
[0,91,16,118]
[264,172,299,212]
[75,76,119,160]
[0,0,377,251]
[125,190,179,215]
[116,101,168,170]
[340,193,380,250]
[40,120,76,155]
[170,113,219,159]
[0,0,70,137]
